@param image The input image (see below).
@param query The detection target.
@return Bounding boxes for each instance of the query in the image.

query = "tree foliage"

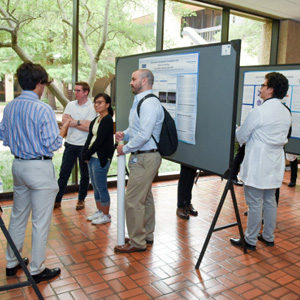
[229,17,265,58]
[0,0,157,105]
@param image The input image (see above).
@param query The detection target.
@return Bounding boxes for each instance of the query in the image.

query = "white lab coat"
[236,98,291,189]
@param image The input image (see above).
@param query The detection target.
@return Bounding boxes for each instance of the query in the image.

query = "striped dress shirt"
[0,90,63,158]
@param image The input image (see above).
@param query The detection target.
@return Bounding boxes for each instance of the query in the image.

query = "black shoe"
[232,177,243,186]
[176,207,189,220]
[230,238,256,250]
[32,267,61,284]
[288,181,296,187]
[6,257,29,276]
[185,204,198,216]
[257,233,274,246]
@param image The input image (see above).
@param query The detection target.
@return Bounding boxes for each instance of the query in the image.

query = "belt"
[131,149,157,155]
[14,156,52,160]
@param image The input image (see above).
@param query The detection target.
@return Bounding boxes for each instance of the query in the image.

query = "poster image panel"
[241,70,300,140]
[139,53,199,145]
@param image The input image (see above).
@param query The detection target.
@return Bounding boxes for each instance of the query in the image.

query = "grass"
[0,150,180,192]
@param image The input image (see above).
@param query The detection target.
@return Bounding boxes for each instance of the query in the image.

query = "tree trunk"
[47,83,69,107]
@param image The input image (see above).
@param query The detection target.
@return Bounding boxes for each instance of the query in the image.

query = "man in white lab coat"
[230,72,292,250]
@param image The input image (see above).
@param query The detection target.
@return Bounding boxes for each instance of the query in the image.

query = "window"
[229,12,272,66]
[163,0,222,49]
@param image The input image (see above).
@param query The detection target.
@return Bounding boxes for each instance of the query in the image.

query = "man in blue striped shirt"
[0,62,69,284]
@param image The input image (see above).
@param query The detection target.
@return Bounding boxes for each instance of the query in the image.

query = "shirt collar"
[20,90,40,100]
[76,98,91,106]
[134,89,153,102]
[263,97,277,104]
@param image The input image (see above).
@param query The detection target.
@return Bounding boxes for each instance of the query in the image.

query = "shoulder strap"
[137,94,159,117]
[136,93,161,145]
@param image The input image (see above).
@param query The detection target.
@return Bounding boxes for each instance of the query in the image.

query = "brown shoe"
[114,243,146,253]
[125,237,153,245]
[54,202,61,209]
[176,207,189,220]
[76,200,85,210]
[185,204,198,216]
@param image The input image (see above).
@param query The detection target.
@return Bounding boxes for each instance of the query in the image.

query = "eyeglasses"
[94,101,102,106]
[74,89,83,92]
[261,84,267,88]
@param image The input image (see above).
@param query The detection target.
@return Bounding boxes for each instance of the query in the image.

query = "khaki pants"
[125,152,161,248]
[6,159,58,275]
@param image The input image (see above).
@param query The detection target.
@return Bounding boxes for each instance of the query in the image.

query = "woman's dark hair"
[16,62,49,90]
[94,93,114,117]
[265,72,289,99]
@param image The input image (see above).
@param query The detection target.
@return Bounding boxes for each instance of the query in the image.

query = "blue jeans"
[88,157,110,206]
[55,142,89,203]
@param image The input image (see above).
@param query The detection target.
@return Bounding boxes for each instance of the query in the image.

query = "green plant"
[0,150,180,192]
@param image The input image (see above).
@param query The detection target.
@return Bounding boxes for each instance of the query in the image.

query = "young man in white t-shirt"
[54,82,97,210]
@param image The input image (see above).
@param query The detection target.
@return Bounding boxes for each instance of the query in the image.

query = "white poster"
[241,70,300,139]
[139,53,199,144]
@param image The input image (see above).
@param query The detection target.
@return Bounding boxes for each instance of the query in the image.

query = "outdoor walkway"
[0,171,299,299]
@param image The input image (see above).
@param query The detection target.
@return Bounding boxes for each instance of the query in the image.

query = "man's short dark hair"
[75,81,90,94]
[16,62,49,91]
[265,72,289,99]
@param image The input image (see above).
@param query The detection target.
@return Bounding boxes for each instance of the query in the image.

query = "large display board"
[115,40,241,176]
[237,65,300,155]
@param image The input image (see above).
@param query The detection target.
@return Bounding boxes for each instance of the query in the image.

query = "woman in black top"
[81,93,114,225]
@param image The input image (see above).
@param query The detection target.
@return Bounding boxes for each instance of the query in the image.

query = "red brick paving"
[0,170,299,299]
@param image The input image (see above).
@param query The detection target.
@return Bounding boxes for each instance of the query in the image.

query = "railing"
[182,25,221,44]
[195,25,221,43]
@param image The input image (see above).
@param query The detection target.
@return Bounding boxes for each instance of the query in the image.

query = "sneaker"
[92,214,111,225]
[87,210,103,221]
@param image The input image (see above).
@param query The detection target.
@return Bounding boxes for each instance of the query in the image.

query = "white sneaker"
[87,210,103,221]
[92,214,111,225]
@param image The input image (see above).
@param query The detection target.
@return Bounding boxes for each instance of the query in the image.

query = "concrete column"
[5,73,14,102]
[259,22,272,65]
[278,20,300,64]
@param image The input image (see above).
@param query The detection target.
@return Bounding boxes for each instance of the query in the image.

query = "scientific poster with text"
[139,53,199,144]
[241,70,300,139]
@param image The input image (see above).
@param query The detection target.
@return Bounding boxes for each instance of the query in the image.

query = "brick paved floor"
[0,170,299,299]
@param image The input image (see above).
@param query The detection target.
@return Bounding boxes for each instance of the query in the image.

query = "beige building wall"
[278,20,300,64]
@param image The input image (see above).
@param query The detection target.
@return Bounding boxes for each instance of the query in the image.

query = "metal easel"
[195,172,247,269]
[0,207,44,299]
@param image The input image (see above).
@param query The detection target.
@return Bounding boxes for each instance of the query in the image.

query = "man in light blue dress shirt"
[0,62,69,283]
[114,69,164,253]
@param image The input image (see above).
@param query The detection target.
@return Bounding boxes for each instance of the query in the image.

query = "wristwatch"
[77,120,81,126]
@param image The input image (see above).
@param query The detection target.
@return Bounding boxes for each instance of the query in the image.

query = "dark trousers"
[177,164,197,208]
[55,142,89,203]
[290,158,298,182]
[232,144,245,178]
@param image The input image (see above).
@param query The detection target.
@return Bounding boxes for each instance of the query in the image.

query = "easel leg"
[195,180,231,269]
[229,183,247,254]
[0,217,44,299]
[195,179,246,269]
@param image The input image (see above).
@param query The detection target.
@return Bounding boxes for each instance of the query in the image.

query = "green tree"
[229,18,264,58]
[0,0,156,105]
